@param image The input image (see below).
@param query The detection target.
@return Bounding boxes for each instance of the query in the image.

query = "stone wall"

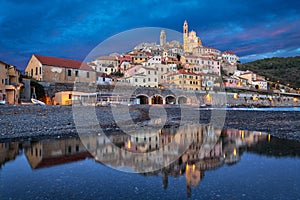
[41,82,300,107]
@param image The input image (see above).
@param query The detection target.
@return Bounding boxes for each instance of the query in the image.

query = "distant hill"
[238,56,300,89]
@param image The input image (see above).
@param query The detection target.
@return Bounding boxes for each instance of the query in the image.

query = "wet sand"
[0,105,299,142]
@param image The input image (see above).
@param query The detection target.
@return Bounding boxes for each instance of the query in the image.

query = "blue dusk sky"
[0,0,300,71]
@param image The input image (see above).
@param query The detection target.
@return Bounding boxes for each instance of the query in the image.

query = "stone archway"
[152,94,163,104]
[177,96,187,104]
[165,95,176,104]
[136,94,149,104]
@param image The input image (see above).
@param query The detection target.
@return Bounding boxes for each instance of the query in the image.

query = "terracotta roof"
[33,152,92,169]
[88,62,97,66]
[223,51,236,55]
[34,54,94,71]
[97,72,112,78]
[240,71,253,75]
[174,69,198,76]
[96,56,118,61]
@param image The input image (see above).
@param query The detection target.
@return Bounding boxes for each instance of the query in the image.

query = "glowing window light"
[128,140,131,149]
[233,148,237,156]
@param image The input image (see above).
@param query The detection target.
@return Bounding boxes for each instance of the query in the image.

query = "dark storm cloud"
[0,0,299,69]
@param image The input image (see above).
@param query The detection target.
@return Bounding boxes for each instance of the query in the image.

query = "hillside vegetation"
[238,56,300,88]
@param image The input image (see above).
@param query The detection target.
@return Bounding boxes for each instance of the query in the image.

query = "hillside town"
[0,20,299,106]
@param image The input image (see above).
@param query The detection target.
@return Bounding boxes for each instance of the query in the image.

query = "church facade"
[183,20,202,53]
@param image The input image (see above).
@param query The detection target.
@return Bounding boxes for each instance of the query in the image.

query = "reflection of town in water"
[1,126,300,198]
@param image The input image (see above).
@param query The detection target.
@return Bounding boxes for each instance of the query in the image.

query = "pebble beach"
[0,104,299,142]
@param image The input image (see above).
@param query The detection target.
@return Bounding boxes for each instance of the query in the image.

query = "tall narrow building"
[183,20,189,52]
[160,29,166,46]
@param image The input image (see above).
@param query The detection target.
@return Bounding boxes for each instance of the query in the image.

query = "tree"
[110,71,124,77]
[30,79,45,100]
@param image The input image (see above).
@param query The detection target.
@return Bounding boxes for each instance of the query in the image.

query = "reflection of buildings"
[0,142,20,168]
[25,138,92,169]
[2,126,296,198]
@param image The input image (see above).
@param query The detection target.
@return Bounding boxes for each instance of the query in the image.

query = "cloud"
[0,0,299,69]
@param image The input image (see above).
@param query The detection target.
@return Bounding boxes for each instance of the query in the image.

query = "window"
[75,71,79,77]
[154,78,157,82]
[68,94,72,99]
[135,78,137,82]
[35,67,38,75]
[87,72,90,78]
[148,71,150,74]
[39,67,42,74]
[67,69,71,76]
[31,69,33,76]
[148,78,150,81]
[76,145,79,152]
[68,146,72,153]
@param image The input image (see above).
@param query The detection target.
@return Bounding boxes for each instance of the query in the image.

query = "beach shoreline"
[0,104,299,142]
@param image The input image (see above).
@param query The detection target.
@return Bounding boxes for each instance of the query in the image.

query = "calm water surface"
[0,126,299,200]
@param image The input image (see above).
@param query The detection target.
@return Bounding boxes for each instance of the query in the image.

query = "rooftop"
[34,54,94,71]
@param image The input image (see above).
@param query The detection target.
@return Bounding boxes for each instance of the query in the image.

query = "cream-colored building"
[25,54,96,83]
[181,55,221,75]
[0,61,22,104]
[89,56,118,73]
[193,46,221,58]
[126,66,158,87]
[222,51,239,65]
[163,69,201,91]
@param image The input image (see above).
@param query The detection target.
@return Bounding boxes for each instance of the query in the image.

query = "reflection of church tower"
[160,30,166,46]
[183,20,188,52]
[162,169,168,190]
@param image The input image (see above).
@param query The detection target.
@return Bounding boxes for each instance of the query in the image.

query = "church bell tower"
[183,20,188,52]
[160,29,166,46]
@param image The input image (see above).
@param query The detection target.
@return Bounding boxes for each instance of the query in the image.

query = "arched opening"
[152,95,163,104]
[136,95,149,104]
[177,96,187,104]
[165,95,176,104]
